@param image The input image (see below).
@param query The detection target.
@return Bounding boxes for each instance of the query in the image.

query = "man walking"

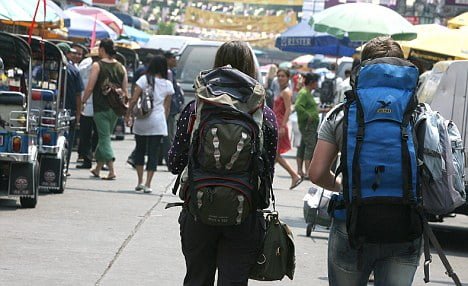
[57,42,84,175]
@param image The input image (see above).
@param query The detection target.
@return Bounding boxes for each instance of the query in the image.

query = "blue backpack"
[340,57,422,247]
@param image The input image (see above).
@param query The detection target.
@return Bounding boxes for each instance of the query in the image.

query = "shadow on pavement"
[430,224,468,257]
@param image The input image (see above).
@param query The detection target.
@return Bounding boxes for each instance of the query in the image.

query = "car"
[175,40,262,104]
[143,35,200,53]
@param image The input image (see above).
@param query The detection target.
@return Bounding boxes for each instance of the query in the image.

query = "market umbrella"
[67,6,123,35]
[65,10,118,40]
[122,25,150,45]
[399,24,468,60]
[309,3,417,42]
[0,0,69,28]
[448,12,468,29]
[275,21,357,57]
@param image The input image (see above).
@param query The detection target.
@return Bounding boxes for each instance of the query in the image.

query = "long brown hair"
[214,41,256,79]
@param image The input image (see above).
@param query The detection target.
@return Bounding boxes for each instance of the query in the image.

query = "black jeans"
[66,119,76,171]
[134,134,163,171]
[179,209,265,286]
[78,115,98,164]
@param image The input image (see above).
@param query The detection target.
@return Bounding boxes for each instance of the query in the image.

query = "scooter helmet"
[0,57,4,72]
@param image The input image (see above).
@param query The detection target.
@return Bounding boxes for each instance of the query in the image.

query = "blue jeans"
[328,220,422,286]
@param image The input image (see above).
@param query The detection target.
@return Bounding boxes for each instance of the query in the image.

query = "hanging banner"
[206,0,304,5]
[184,7,297,33]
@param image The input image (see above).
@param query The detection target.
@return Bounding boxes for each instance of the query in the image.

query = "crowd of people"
[58,35,451,286]
[59,38,184,195]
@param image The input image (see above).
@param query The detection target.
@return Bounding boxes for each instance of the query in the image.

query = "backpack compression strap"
[421,215,461,286]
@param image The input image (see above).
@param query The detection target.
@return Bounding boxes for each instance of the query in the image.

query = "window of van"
[176,45,220,84]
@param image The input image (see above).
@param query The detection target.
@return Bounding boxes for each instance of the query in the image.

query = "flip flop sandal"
[90,170,100,178]
[289,177,304,190]
[102,175,116,180]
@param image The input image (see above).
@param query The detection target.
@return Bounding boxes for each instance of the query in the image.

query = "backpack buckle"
[401,128,408,141]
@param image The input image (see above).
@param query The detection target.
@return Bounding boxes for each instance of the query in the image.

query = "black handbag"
[249,192,295,281]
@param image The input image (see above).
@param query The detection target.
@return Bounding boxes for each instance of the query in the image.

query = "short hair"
[214,41,256,79]
[361,36,404,61]
[147,54,168,79]
[277,68,290,78]
[344,69,351,77]
[303,73,320,85]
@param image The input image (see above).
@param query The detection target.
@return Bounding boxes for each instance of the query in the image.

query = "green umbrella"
[309,3,417,42]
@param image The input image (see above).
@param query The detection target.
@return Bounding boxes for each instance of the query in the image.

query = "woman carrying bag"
[82,39,128,180]
[125,55,174,193]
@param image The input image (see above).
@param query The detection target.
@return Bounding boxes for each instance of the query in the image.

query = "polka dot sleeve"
[167,101,195,174]
[263,106,278,177]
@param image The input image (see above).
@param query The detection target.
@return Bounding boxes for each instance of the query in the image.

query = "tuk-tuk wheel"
[20,196,37,208]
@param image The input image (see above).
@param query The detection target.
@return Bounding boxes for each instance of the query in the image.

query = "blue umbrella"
[275,21,357,57]
[122,25,150,45]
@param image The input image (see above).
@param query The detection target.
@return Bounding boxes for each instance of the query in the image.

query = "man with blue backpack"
[310,36,463,286]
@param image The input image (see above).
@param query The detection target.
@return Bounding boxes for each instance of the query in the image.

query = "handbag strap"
[145,74,155,99]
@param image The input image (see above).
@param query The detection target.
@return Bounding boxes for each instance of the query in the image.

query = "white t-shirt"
[133,75,174,136]
[78,57,94,117]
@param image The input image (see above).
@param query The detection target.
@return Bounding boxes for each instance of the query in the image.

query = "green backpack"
[178,66,269,226]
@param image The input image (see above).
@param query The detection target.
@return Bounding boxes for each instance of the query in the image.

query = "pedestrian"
[71,43,87,66]
[164,50,184,144]
[274,68,302,190]
[335,69,351,104]
[264,63,278,108]
[126,53,158,168]
[82,39,128,180]
[294,73,321,180]
[167,41,278,286]
[56,42,84,176]
[309,36,423,286]
[125,55,174,193]
[76,48,99,169]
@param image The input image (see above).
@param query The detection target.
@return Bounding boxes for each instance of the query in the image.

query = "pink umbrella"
[67,6,123,35]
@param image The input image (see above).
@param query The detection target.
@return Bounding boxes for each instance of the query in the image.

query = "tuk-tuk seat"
[0,91,26,129]
[0,91,25,106]
[32,89,56,102]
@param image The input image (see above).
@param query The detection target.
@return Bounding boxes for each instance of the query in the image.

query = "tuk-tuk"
[0,32,39,208]
[417,60,468,215]
[21,36,70,194]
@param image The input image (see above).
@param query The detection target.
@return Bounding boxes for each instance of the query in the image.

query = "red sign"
[92,0,118,5]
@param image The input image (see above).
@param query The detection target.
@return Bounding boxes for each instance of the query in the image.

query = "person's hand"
[125,115,133,127]
[279,126,286,136]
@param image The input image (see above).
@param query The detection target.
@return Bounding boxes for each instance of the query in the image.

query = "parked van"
[175,40,262,103]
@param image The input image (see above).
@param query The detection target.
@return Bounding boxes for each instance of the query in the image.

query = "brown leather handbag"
[102,80,128,116]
